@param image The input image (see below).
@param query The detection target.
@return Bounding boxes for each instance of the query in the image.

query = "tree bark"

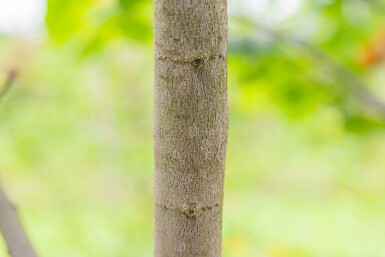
[0,182,38,257]
[153,0,228,256]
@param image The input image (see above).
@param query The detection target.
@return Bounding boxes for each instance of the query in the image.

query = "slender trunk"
[153,0,228,256]
[0,183,38,257]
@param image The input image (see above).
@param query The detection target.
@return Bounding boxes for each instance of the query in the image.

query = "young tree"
[153,0,228,256]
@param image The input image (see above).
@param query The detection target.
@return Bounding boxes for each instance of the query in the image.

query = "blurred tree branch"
[233,17,385,118]
[0,70,39,257]
[0,70,17,104]
[296,40,385,117]
[0,182,38,257]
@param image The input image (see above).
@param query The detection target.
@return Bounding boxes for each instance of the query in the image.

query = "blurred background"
[1,0,385,256]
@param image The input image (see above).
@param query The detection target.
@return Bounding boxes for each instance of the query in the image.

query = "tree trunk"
[153,0,228,256]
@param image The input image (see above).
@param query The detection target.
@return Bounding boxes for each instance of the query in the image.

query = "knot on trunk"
[157,51,224,68]
[182,203,202,218]
[189,50,214,68]
[191,57,205,67]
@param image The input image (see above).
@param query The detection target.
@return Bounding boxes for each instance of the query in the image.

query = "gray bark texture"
[153,0,228,256]
[0,183,38,257]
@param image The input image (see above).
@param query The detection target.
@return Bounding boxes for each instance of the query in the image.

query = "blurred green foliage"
[1,0,385,256]
[229,0,385,133]
[46,0,152,53]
